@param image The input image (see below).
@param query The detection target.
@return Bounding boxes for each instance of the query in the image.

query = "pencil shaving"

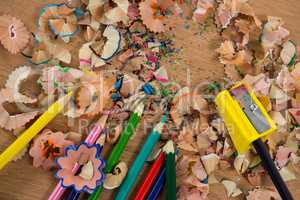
[0,88,38,131]
[139,0,173,33]
[200,153,220,174]
[29,129,74,170]
[55,143,105,191]
[103,161,128,189]
[221,180,242,197]
[5,66,37,104]
[0,15,30,54]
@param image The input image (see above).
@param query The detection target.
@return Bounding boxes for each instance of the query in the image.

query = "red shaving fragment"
[275,146,292,168]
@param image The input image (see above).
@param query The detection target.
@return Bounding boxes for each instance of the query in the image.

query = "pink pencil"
[48,115,108,200]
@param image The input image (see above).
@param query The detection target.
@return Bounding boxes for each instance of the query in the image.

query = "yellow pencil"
[0,92,73,170]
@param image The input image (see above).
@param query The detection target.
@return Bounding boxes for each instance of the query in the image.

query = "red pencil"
[133,151,165,200]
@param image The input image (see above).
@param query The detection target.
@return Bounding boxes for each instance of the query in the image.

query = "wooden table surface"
[0,0,300,200]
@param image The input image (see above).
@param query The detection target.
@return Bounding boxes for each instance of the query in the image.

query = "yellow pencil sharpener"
[215,83,277,154]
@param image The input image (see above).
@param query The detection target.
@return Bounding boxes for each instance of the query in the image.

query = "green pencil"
[163,140,176,200]
[88,102,144,200]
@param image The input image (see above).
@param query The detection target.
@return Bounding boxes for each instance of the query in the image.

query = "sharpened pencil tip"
[96,133,106,146]
[163,140,174,153]
[96,114,108,128]
[58,91,73,106]
[134,102,145,116]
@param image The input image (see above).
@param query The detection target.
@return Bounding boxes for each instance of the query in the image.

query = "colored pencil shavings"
[79,42,93,68]
[200,153,220,175]
[38,4,78,43]
[2,0,300,199]
[224,64,242,82]
[221,180,243,198]
[139,0,174,33]
[5,66,38,103]
[246,188,281,200]
[280,40,297,66]
[170,87,208,127]
[279,164,297,182]
[215,0,261,29]
[72,71,114,117]
[261,16,290,50]
[101,0,130,25]
[275,146,292,168]
[87,0,129,25]
[103,161,128,189]
[100,25,122,61]
[0,15,30,54]
[128,3,140,21]
[29,129,75,170]
[88,25,122,67]
[39,65,84,95]
[22,30,72,65]
[31,42,52,65]
[67,0,83,8]
[21,33,35,58]
[192,0,215,24]
[48,15,77,39]
[0,88,38,131]
[87,0,106,21]
[234,154,250,174]
[247,167,264,186]
[178,175,209,199]
[84,26,95,42]
[55,143,105,192]
[153,66,168,83]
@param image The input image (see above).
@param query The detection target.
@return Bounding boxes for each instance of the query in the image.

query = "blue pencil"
[65,189,80,200]
[146,167,166,200]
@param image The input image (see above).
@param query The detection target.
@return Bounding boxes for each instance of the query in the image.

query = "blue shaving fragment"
[142,83,155,95]
[111,93,122,102]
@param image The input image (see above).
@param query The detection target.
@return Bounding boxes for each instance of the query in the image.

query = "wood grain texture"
[0,0,300,200]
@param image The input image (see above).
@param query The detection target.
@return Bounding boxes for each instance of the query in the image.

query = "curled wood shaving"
[0,88,38,131]
[221,180,242,197]
[139,0,173,33]
[103,161,128,189]
[200,153,219,174]
[192,0,214,24]
[261,16,289,50]
[5,66,37,104]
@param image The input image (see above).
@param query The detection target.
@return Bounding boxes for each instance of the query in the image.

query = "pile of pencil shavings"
[0,0,300,199]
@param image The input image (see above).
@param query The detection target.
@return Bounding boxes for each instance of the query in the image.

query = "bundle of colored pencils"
[132,140,176,200]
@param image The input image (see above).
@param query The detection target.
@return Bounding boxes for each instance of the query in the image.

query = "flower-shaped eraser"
[55,143,105,192]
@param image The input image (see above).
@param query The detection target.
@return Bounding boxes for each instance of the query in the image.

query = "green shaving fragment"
[207,82,221,92]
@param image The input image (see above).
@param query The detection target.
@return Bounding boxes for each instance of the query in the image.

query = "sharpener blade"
[230,85,270,133]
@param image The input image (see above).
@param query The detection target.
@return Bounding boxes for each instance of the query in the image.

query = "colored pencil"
[48,115,108,200]
[115,113,168,200]
[0,92,73,170]
[65,189,80,200]
[88,103,145,200]
[163,140,176,200]
[133,151,165,200]
[146,167,166,200]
